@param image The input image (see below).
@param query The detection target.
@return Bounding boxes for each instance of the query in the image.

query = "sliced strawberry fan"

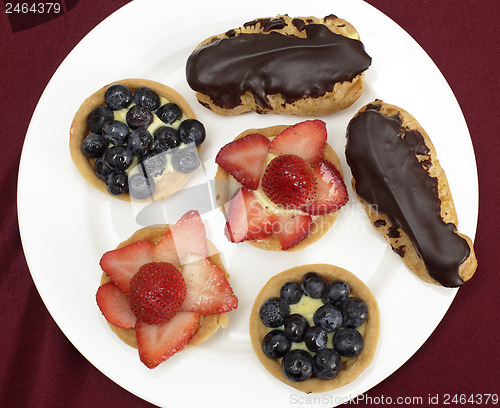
[217,120,348,250]
[97,210,238,369]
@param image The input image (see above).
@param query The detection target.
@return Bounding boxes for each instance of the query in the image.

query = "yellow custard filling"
[112,97,188,135]
[268,295,366,356]
[111,96,191,181]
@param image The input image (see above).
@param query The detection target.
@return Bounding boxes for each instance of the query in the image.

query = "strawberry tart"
[96,210,238,369]
[215,120,348,251]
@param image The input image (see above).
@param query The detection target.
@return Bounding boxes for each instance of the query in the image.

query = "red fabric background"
[1,1,498,407]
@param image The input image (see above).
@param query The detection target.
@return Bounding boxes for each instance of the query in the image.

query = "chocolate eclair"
[345,100,477,287]
[186,14,371,116]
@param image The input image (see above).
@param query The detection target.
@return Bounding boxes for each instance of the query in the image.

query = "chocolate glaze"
[292,18,306,32]
[186,22,371,110]
[244,17,286,32]
[388,225,400,238]
[345,108,470,287]
[392,245,405,257]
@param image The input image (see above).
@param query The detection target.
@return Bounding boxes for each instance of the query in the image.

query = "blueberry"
[128,172,155,200]
[281,349,313,382]
[304,326,328,352]
[81,133,107,158]
[259,297,290,328]
[313,348,342,379]
[87,106,114,134]
[128,128,153,156]
[133,86,160,111]
[280,282,303,305]
[301,272,325,299]
[339,297,368,328]
[106,172,128,196]
[171,146,200,174]
[313,304,343,332]
[102,120,129,145]
[284,314,309,342]
[140,151,167,177]
[178,119,206,146]
[322,280,350,306]
[154,126,181,151]
[126,105,154,129]
[94,157,113,181]
[104,145,134,172]
[104,84,132,110]
[333,328,364,357]
[261,329,291,359]
[156,103,182,124]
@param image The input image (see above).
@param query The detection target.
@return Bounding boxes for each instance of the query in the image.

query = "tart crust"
[70,78,198,202]
[99,224,229,350]
[249,264,380,393]
[214,125,345,251]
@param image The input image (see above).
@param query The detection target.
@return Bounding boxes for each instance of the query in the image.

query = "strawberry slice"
[304,160,349,215]
[96,282,137,329]
[261,154,317,209]
[270,212,313,250]
[215,133,270,190]
[268,120,327,166]
[225,187,272,243]
[100,240,155,293]
[154,210,207,265]
[180,256,238,315]
[135,311,200,369]
[153,229,180,266]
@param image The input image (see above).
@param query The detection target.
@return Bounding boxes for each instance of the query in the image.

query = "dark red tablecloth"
[2,1,499,407]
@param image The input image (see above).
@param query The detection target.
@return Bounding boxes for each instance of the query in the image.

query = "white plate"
[17,0,478,407]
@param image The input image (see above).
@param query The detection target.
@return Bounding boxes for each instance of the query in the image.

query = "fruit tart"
[70,78,206,201]
[96,210,238,369]
[215,120,349,251]
[249,264,380,392]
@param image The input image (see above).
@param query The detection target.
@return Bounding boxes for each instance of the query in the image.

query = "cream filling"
[269,294,366,360]
[113,97,187,135]
[112,96,190,180]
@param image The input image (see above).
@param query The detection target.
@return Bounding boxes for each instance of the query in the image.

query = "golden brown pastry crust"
[99,225,229,350]
[249,264,380,393]
[214,125,345,251]
[70,78,198,202]
[350,100,477,285]
[191,15,365,116]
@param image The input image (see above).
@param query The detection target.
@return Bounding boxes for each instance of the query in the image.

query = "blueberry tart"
[249,264,380,392]
[70,78,206,201]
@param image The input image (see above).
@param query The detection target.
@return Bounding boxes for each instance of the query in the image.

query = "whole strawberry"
[129,262,186,325]
[262,154,317,209]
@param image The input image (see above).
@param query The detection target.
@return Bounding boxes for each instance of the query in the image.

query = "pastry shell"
[70,78,198,202]
[99,224,229,350]
[214,125,345,251]
[249,264,380,393]
[189,14,367,116]
[348,100,477,286]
